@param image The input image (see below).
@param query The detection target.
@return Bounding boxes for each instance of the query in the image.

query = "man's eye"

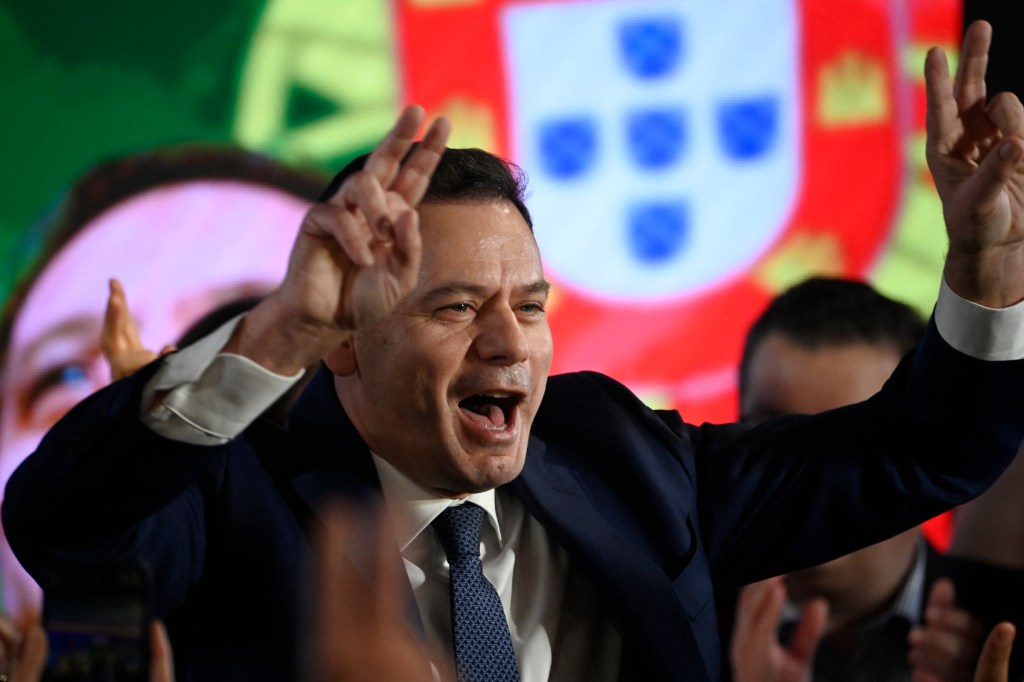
[19,363,97,430]
[26,365,91,402]
[447,303,471,313]
[520,303,546,314]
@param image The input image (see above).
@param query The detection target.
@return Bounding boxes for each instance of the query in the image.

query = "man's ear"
[324,336,358,377]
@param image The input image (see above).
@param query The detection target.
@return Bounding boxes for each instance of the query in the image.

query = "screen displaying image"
[0,0,965,617]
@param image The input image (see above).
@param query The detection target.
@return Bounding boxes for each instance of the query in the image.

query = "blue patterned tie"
[432,502,520,682]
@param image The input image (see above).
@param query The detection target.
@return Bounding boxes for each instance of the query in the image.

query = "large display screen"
[0,0,963,615]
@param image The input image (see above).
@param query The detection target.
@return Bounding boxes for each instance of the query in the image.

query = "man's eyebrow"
[420,282,490,303]
[419,279,551,304]
[14,315,98,371]
[522,280,552,297]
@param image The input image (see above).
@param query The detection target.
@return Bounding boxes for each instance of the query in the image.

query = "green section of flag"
[0,0,266,297]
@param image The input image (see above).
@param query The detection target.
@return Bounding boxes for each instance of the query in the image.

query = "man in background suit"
[4,20,1024,682]
[725,277,989,682]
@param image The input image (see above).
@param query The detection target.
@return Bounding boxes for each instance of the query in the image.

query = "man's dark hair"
[739,277,926,397]
[318,146,533,229]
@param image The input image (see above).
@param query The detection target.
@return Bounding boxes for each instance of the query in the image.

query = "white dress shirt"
[372,454,621,681]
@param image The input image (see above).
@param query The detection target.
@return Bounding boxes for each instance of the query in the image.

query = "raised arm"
[2,105,452,611]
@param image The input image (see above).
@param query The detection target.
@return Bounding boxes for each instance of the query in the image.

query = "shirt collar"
[887,539,927,625]
[781,539,928,627]
[371,453,502,552]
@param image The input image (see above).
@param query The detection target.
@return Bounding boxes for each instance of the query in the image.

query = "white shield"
[502,0,801,301]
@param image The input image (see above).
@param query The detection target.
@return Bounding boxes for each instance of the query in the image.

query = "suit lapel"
[281,367,429,637]
[509,435,711,682]
[285,366,382,507]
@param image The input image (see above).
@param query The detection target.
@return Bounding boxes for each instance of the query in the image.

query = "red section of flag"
[394,0,952,431]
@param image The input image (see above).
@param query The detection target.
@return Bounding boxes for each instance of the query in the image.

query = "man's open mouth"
[458,392,521,431]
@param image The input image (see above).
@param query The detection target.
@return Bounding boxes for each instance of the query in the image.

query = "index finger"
[362,105,428,189]
[103,278,127,329]
[101,278,143,350]
[925,46,959,150]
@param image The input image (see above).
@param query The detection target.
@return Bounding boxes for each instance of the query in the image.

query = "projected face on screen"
[0,179,309,618]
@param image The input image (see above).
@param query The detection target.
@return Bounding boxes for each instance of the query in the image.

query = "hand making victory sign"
[926,20,1024,308]
[226,105,451,375]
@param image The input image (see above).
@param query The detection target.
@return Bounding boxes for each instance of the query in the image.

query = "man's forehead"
[418,200,541,263]
[417,248,545,295]
[11,181,304,350]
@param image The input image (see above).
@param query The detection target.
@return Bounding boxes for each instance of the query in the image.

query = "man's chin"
[443,451,526,494]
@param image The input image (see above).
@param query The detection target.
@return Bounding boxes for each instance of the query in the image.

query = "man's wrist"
[943,246,1024,309]
[223,296,345,376]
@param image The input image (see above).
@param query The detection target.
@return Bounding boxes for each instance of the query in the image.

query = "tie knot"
[432,502,486,564]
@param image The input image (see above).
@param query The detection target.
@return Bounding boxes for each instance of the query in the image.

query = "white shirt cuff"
[141,315,305,445]
[935,278,1024,361]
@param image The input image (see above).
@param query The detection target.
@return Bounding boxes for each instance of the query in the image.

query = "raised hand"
[227,105,450,375]
[925,20,1024,308]
[100,278,175,381]
[730,577,828,682]
[908,578,986,682]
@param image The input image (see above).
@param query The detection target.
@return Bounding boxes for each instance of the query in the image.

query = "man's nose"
[475,307,530,365]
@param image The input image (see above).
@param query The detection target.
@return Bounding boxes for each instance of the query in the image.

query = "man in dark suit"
[4,20,1024,682]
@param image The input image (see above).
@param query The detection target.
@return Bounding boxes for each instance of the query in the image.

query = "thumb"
[973,622,1015,682]
[962,137,1024,216]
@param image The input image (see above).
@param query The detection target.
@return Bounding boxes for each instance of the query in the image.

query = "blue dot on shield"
[716,96,779,161]
[538,117,599,180]
[627,201,689,264]
[626,108,687,170]
[617,16,684,80]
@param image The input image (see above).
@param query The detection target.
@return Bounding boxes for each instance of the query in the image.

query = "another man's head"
[739,277,925,612]
[322,148,552,497]
[0,145,326,618]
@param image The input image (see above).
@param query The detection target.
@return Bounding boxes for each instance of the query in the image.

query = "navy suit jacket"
[5,320,1024,681]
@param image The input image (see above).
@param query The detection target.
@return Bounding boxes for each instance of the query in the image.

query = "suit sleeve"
[1,361,235,614]
[692,318,1024,585]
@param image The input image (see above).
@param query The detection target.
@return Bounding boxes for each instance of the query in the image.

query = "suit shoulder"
[542,371,645,412]
[540,371,689,436]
